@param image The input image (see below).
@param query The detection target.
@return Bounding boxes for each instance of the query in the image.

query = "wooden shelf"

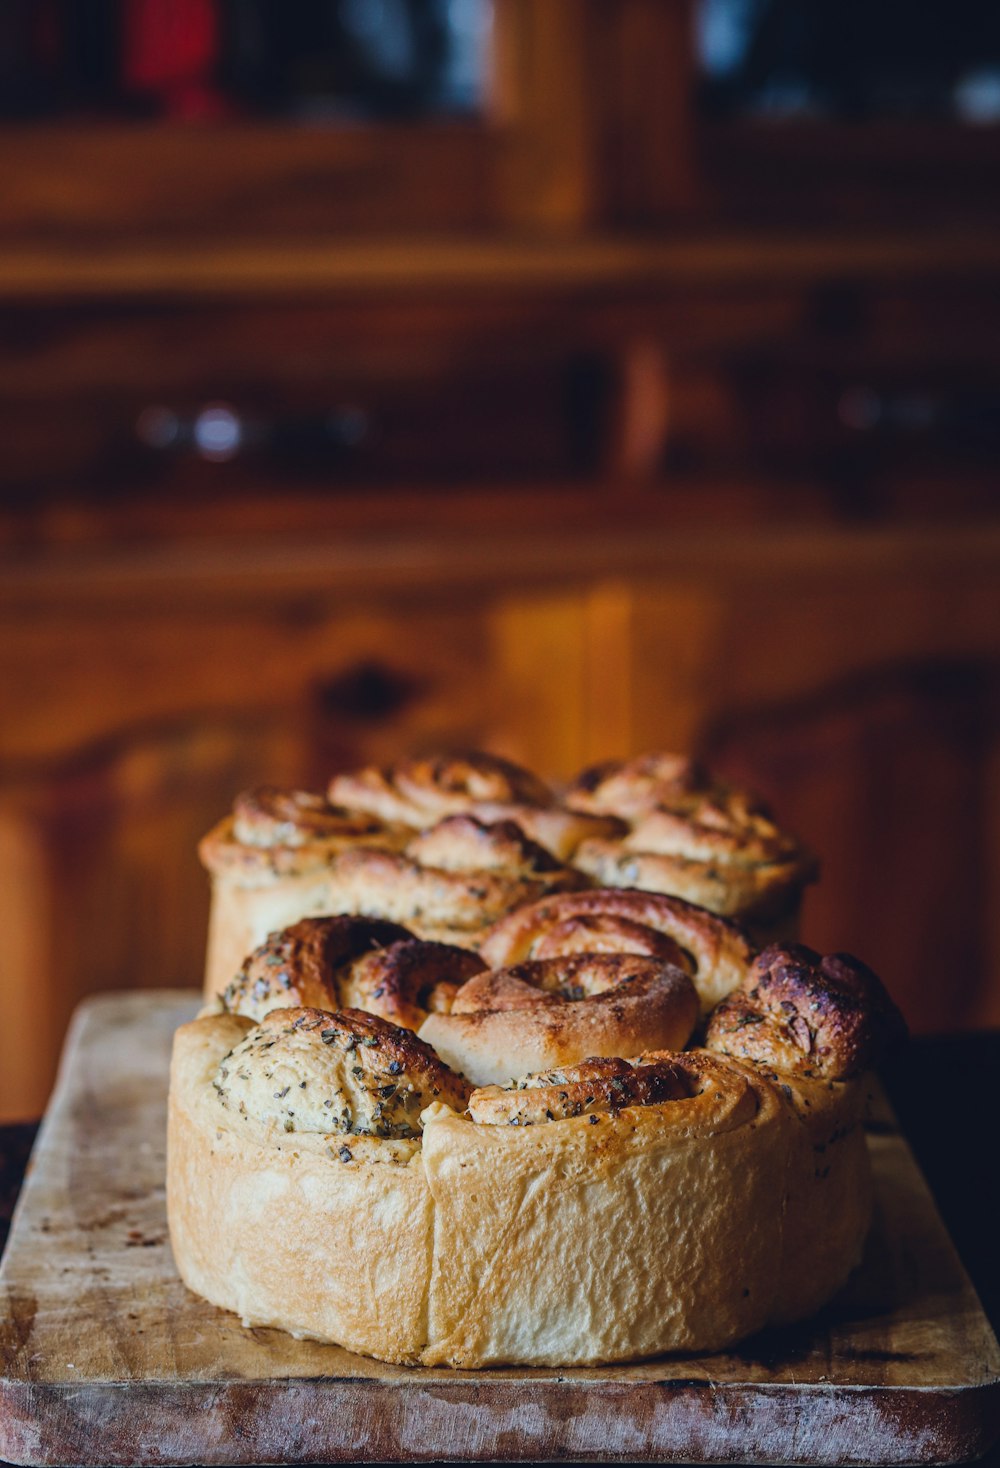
[3,229,1000,302]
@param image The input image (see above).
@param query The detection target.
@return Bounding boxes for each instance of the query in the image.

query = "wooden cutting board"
[0,992,997,1467]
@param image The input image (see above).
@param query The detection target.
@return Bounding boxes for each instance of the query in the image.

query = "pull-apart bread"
[566,752,817,943]
[170,899,904,1364]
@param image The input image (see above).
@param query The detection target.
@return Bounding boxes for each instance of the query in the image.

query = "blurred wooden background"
[2,0,1000,1118]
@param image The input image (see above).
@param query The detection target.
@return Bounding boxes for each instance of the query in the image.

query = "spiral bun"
[324,814,586,945]
[331,751,553,821]
[214,1006,470,1146]
[705,943,906,1081]
[330,750,623,859]
[222,916,484,1031]
[705,943,905,1323]
[567,753,817,934]
[199,787,407,1003]
[466,1048,747,1128]
[479,888,753,1014]
[419,954,699,1087]
[202,788,397,875]
[566,752,704,817]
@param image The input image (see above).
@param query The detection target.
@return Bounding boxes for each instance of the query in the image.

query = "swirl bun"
[479,888,753,1014]
[230,787,387,850]
[331,751,553,821]
[567,753,817,938]
[419,954,698,1086]
[706,944,905,1324]
[466,1048,748,1127]
[199,786,407,1003]
[221,916,484,1031]
[215,1007,470,1147]
[704,943,906,1081]
[330,750,623,859]
[566,752,704,816]
[323,814,586,946]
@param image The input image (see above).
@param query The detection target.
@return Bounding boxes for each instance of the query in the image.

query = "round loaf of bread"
[169,1024,791,1366]
[169,937,904,1366]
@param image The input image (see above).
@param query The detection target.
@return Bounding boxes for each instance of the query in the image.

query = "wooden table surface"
[0,1028,997,1468]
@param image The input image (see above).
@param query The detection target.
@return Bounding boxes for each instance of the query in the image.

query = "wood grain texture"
[0,992,997,1466]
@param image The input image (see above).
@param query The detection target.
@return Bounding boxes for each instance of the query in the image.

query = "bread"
[705,943,906,1322]
[169,925,904,1367]
[169,1018,789,1365]
[167,1007,466,1364]
[176,749,904,1369]
[198,787,407,1002]
[566,752,817,942]
[219,916,485,1030]
[478,887,755,1014]
[330,750,624,860]
[418,953,698,1086]
[319,814,587,946]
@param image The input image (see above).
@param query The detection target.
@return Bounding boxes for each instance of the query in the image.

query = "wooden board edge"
[0,1376,998,1467]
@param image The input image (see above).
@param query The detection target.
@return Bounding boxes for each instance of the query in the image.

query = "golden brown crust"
[567,753,817,923]
[418,954,699,1087]
[704,943,907,1081]
[467,1048,753,1128]
[330,751,554,825]
[566,752,704,816]
[200,787,402,878]
[478,888,754,1014]
[324,815,587,943]
[329,751,623,859]
[221,916,484,1030]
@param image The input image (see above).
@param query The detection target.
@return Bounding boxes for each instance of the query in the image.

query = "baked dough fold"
[478,888,754,1014]
[567,752,817,936]
[330,750,623,859]
[199,787,407,1002]
[418,954,698,1086]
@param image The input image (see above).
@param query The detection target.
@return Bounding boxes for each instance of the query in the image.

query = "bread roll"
[418,953,698,1086]
[330,750,623,859]
[567,753,817,942]
[322,814,586,946]
[705,943,906,1323]
[220,915,484,1031]
[199,787,407,1002]
[478,887,754,1014]
[167,1007,467,1363]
